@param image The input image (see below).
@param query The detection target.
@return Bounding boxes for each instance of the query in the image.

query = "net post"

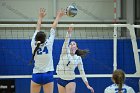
[127,24,140,74]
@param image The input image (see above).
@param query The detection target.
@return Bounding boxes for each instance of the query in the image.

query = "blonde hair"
[112,69,125,93]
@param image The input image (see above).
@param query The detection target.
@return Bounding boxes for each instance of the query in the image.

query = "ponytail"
[29,42,41,64]
[112,69,125,93]
[118,77,123,93]
[75,49,89,58]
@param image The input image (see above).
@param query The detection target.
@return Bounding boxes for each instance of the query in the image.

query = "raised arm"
[31,8,46,47]
[78,57,94,93]
[36,8,46,31]
[61,27,73,55]
[51,9,65,29]
[47,10,65,45]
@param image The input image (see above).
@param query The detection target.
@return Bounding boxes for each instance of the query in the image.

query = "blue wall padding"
[0,39,140,93]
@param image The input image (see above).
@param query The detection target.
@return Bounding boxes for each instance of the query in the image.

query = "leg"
[58,84,66,93]
[65,82,76,93]
[43,82,54,93]
[30,80,41,93]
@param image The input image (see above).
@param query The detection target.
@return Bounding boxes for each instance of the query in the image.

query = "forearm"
[85,81,94,93]
[52,16,61,29]
[61,32,71,54]
[65,32,71,43]
[36,16,43,31]
[84,81,90,87]
[64,26,73,44]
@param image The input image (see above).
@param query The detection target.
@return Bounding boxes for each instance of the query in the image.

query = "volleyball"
[66,4,78,17]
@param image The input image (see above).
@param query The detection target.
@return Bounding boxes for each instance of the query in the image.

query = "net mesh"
[0,24,140,78]
[0,24,140,93]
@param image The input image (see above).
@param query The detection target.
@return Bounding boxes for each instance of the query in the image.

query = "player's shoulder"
[76,55,82,60]
[123,84,131,88]
[107,84,116,88]
[125,84,135,93]
[104,84,115,93]
[123,84,135,90]
[105,84,117,90]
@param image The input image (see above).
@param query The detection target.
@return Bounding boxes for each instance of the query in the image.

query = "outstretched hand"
[36,8,46,31]
[56,9,65,18]
[51,9,65,29]
[87,85,94,93]
[39,8,46,18]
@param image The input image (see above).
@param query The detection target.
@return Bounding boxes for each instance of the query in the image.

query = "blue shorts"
[57,78,75,87]
[32,71,54,85]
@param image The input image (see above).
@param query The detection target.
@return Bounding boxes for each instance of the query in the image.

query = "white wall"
[0,0,53,21]
[0,0,114,22]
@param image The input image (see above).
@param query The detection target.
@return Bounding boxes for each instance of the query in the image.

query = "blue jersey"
[31,28,55,73]
[104,84,135,93]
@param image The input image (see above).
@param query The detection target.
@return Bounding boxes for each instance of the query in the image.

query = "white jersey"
[104,84,135,93]
[31,28,55,73]
[56,32,88,82]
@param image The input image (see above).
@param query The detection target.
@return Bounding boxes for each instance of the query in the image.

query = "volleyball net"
[0,24,140,79]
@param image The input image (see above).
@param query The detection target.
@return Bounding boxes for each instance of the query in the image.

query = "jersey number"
[37,47,48,55]
[115,88,127,93]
